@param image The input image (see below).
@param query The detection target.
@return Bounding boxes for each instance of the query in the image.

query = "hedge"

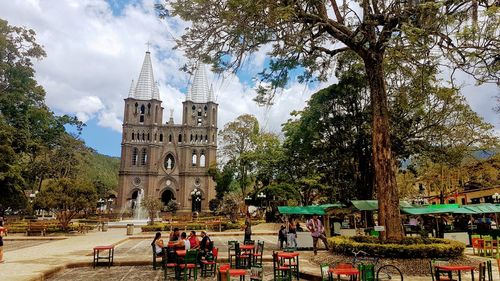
[329,236,465,258]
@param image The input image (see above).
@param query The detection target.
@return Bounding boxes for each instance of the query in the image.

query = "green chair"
[358,264,375,281]
[228,241,238,268]
[250,265,263,281]
[319,263,330,281]
[483,236,494,257]
[253,241,264,266]
[272,251,291,281]
[178,249,199,281]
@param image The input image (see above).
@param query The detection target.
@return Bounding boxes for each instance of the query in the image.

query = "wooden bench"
[26,221,46,236]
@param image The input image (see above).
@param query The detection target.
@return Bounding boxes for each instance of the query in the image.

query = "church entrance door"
[161,190,174,206]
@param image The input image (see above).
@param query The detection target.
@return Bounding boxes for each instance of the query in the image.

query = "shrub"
[141,224,164,232]
[329,236,465,258]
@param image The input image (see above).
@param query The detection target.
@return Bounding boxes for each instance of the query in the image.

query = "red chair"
[472,238,484,256]
[202,247,219,277]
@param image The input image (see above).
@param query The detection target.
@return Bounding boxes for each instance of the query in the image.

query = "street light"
[190,188,202,212]
[257,192,266,208]
[493,193,500,203]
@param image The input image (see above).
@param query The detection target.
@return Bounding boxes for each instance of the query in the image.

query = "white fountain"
[109,188,149,227]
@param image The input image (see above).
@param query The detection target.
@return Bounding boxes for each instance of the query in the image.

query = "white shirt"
[183,239,191,250]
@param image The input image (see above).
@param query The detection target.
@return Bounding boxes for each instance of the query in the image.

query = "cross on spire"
[146,41,152,52]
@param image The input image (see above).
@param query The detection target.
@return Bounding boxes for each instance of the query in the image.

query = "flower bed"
[328,236,465,258]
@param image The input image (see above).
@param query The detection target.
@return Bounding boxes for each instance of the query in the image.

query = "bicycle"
[351,250,403,281]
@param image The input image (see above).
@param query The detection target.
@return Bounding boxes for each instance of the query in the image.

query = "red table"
[176,250,187,257]
[328,267,360,281]
[93,245,114,268]
[278,252,300,280]
[219,264,247,280]
[435,265,475,281]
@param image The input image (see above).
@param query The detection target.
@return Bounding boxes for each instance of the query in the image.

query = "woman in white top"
[151,232,164,254]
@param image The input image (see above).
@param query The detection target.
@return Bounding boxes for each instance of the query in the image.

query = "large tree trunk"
[364,54,403,241]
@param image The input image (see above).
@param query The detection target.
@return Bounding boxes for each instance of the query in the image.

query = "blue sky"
[0,0,498,157]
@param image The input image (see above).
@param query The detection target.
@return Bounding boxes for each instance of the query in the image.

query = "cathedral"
[117,51,218,213]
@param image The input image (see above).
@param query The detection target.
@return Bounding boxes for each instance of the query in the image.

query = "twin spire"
[128,51,215,103]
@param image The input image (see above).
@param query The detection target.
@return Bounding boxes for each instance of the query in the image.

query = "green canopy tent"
[402,204,477,215]
[463,203,500,214]
[277,204,344,215]
[350,200,414,211]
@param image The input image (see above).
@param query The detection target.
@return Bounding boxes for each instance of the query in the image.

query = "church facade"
[117,51,218,213]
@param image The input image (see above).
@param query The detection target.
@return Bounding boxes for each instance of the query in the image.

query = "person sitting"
[151,232,164,255]
[199,231,212,255]
[174,232,191,250]
[169,227,180,242]
[188,230,200,249]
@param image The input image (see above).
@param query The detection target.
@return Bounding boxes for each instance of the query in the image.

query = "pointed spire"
[208,84,215,102]
[189,62,209,103]
[131,51,160,100]
[128,80,135,98]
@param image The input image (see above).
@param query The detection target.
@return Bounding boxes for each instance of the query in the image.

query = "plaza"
[0,224,499,281]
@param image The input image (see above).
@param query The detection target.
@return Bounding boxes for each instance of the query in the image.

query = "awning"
[350,200,413,211]
[463,203,500,214]
[402,204,476,215]
[278,204,343,215]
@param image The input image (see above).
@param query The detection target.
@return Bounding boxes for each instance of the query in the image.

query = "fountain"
[109,188,149,227]
[133,188,147,220]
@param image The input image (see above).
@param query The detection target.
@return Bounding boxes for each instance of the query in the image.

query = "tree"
[165,200,180,215]
[159,0,498,240]
[0,19,85,213]
[208,163,236,199]
[221,192,241,222]
[209,198,221,214]
[218,114,259,195]
[35,178,97,231]
[142,196,163,225]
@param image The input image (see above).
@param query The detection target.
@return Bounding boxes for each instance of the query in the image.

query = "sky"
[0,0,498,157]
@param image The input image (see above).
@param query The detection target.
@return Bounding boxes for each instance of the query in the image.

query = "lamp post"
[257,192,266,208]
[190,188,202,212]
[493,193,500,204]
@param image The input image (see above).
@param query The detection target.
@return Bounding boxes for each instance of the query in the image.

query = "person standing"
[278,225,287,249]
[287,218,298,248]
[306,215,329,255]
[0,217,5,263]
[244,212,252,242]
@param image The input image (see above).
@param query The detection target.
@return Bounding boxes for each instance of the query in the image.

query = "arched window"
[147,103,151,114]
[200,152,206,167]
[136,133,140,140]
[147,133,150,141]
[140,104,145,114]
[141,148,147,165]
[192,151,197,166]
[131,132,135,140]
[195,135,198,141]
[142,133,145,140]
[140,115,144,123]
[205,135,208,142]
[178,134,182,143]
[190,134,193,142]
[164,154,175,170]
[134,102,138,114]
[169,134,172,143]
[132,148,138,165]
[159,134,163,142]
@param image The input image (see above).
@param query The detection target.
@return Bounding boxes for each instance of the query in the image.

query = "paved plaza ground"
[0,225,498,281]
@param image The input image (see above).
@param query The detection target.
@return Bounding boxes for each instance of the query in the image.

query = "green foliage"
[220,192,241,222]
[165,200,180,214]
[35,178,97,230]
[218,114,259,195]
[329,236,465,258]
[79,152,120,196]
[0,19,88,213]
[208,198,221,214]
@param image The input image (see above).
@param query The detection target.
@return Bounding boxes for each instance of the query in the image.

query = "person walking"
[287,218,298,248]
[244,212,252,242]
[306,215,329,255]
